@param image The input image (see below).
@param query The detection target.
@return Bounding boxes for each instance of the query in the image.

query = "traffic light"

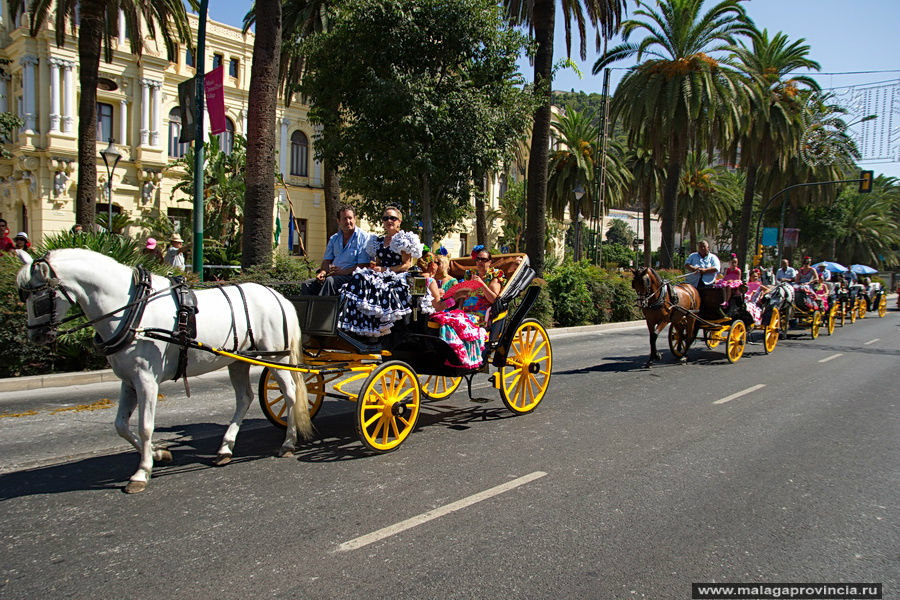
[859,170,874,193]
[752,243,763,266]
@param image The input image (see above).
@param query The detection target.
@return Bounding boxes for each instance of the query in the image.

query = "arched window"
[168,107,188,158]
[290,130,308,177]
[218,117,235,155]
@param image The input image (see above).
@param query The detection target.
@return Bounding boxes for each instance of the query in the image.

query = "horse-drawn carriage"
[785,284,828,339]
[667,283,781,364]
[256,253,552,452]
[15,249,550,492]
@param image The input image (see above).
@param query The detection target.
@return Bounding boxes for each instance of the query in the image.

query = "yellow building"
[0,10,327,259]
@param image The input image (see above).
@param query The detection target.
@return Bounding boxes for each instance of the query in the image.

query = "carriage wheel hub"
[527,362,540,374]
[391,402,408,417]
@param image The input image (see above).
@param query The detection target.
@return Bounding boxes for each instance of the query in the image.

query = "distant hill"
[551,90,608,123]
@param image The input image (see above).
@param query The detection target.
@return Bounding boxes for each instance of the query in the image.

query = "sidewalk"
[0,319,647,393]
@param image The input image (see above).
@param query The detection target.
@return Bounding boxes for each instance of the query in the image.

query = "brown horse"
[631,267,701,367]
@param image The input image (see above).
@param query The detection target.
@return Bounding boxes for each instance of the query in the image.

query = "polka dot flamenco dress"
[337,231,423,337]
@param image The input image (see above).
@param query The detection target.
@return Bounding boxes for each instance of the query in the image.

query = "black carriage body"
[288,254,538,377]
[698,286,755,327]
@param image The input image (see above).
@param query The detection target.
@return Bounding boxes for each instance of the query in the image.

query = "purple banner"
[204,65,226,135]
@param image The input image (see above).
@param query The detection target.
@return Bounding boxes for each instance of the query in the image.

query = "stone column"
[240,109,247,135]
[48,58,61,132]
[279,117,289,177]
[61,61,74,133]
[21,55,38,132]
[118,10,126,47]
[139,79,150,146]
[0,74,9,114]
[119,98,128,145]
[149,80,161,146]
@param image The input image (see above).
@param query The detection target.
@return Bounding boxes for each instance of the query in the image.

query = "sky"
[205,0,900,177]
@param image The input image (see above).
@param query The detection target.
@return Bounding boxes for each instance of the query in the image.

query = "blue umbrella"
[812,261,848,273]
[850,264,878,275]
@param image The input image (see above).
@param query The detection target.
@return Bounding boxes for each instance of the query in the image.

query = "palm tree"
[676,152,736,251]
[548,107,631,261]
[626,146,663,266]
[833,176,900,267]
[503,0,628,275]
[244,0,343,239]
[12,0,193,228]
[593,0,753,268]
[241,0,282,268]
[728,28,820,268]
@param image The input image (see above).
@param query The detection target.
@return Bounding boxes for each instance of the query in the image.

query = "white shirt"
[685,251,720,286]
[775,266,797,282]
[165,247,185,270]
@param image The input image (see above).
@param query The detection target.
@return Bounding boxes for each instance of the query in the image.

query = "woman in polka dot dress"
[337,205,423,337]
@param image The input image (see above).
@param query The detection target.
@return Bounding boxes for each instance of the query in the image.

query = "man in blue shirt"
[775,259,797,283]
[684,240,720,288]
[301,205,371,295]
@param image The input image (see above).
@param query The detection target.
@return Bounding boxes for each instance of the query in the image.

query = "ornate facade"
[0,10,328,259]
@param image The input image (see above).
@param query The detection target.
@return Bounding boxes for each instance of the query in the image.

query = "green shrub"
[545,261,596,326]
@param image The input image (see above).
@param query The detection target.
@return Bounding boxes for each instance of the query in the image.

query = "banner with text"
[204,66,226,135]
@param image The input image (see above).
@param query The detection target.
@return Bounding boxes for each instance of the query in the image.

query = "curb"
[0,319,649,393]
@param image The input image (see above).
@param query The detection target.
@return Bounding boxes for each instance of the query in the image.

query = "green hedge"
[543,260,641,327]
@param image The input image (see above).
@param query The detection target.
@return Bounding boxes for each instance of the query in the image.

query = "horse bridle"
[18,257,81,337]
[635,270,666,309]
[19,255,158,344]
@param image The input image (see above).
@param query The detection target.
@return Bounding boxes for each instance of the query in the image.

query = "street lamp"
[573,184,584,261]
[100,137,122,233]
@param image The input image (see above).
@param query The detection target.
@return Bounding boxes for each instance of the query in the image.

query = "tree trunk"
[241,0,282,269]
[689,219,698,253]
[660,160,681,268]
[75,2,104,228]
[421,172,434,248]
[736,163,757,272]
[323,162,340,238]
[475,169,487,245]
[524,0,554,277]
[642,193,652,267]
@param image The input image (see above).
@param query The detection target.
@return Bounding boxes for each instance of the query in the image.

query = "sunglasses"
[382,215,399,222]
[475,256,491,263]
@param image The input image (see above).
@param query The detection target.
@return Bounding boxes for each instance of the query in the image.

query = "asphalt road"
[1,309,897,599]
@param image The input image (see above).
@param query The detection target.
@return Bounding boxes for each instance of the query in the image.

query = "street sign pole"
[192,0,209,280]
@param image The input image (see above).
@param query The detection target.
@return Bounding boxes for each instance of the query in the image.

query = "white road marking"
[818,353,844,363]
[863,338,880,345]
[336,471,548,552]
[713,384,766,405]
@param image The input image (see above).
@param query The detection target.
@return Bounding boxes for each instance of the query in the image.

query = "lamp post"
[100,138,122,233]
[573,184,584,261]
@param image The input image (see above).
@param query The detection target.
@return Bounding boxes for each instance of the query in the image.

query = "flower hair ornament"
[470,244,486,259]
[436,246,449,256]
[731,253,737,259]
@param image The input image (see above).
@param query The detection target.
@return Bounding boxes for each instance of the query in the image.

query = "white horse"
[16,248,312,493]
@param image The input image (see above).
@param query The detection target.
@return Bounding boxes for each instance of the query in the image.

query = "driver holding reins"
[684,240,720,289]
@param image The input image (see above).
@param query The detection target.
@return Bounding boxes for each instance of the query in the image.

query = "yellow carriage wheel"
[778,309,790,339]
[667,321,691,358]
[764,308,780,354]
[258,367,325,430]
[499,319,552,414]
[838,301,845,326]
[877,295,887,318]
[810,310,821,339]
[704,327,725,349]
[849,301,857,323]
[356,361,421,453]
[826,306,836,335]
[857,298,867,319]
[420,375,463,401]
[726,320,747,364]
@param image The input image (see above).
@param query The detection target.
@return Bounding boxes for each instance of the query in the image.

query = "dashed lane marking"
[713,384,766,405]
[336,471,548,552]
[818,353,844,363]
[863,338,879,345]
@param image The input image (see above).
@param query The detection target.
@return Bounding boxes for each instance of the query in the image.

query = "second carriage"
[256,253,552,453]
[668,283,781,364]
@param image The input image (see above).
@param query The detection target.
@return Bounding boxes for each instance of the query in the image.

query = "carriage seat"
[445,253,531,326]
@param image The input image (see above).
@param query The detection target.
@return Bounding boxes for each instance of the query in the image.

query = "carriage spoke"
[389,417,401,440]
[363,412,382,428]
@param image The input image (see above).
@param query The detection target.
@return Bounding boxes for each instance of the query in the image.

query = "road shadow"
[0,420,298,500]
[289,399,515,464]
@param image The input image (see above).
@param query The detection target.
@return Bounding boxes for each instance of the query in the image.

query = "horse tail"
[288,318,314,441]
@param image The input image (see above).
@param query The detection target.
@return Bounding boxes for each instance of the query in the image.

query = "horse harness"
[21,256,290,391]
[636,273,680,311]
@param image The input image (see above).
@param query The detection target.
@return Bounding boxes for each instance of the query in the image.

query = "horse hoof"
[124,481,147,494]
[277,448,295,458]
[679,357,687,364]
[654,353,663,361]
[156,449,173,463]
[213,454,232,467]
